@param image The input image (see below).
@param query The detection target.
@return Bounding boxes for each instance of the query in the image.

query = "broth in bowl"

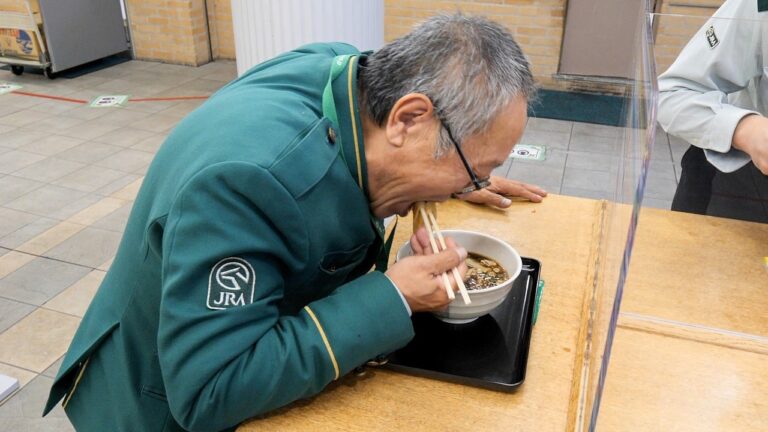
[465,252,509,290]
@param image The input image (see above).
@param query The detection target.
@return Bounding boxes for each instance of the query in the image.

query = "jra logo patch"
[705,26,719,49]
[207,257,256,310]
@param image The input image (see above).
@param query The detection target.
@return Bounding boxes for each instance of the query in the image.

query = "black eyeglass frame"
[437,114,492,195]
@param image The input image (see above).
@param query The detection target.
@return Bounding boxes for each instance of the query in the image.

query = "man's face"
[382,95,528,217]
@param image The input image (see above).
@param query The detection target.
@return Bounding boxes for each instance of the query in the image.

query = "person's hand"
[386,227,467,312]
[454,175,547,208]
[732,114,768,175]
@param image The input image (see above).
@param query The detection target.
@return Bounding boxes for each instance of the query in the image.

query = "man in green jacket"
[44,14,539,431]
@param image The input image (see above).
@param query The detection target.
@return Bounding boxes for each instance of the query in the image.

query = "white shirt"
[657,0,768,172]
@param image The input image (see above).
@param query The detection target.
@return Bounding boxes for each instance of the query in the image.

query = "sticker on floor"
[509,144,546,161]
[0,82,22,95]
[90,95,130,108]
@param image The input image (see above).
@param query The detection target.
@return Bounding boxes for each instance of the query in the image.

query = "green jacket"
[44,43,414,432]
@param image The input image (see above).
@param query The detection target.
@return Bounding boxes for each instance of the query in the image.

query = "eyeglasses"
[439,116,491,195]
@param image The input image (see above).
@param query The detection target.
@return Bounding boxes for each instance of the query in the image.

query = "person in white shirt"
[657,0,768,222]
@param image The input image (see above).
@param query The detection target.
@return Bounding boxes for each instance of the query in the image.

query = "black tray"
[384,257,541,392]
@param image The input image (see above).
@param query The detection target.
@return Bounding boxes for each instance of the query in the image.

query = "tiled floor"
[0,59,684,429]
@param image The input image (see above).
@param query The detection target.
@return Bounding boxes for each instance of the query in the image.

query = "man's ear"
[385,93,435,147]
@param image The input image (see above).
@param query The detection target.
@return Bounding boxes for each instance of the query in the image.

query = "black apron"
[672,146,768,223]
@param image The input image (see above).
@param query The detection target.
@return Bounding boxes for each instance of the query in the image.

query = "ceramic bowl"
[396,229,523,324]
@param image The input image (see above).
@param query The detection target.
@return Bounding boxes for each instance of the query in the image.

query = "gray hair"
[359,13,536,156]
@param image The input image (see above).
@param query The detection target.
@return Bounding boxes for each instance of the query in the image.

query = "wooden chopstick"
[425,209,471,305]
[417,204,455,301]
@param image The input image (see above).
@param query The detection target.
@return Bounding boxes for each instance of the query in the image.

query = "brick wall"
[653,0,722,75]
[124,0,211,65]
[206,0,235,60]
[385,0,566,89]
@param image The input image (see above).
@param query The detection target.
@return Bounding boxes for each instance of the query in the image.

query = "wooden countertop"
[239,195,768,431]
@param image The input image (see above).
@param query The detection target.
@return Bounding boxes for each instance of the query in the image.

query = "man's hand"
[455,176,547,208]
[386,227,467,312]
[733,114,768,175]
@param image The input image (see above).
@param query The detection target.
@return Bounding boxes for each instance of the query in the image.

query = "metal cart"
[0,0,52,78]
[1,0,128,79]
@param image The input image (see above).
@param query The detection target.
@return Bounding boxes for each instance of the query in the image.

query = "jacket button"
[327,127,337,144]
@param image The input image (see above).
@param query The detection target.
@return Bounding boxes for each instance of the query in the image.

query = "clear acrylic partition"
[592,9,768,431]
[508,2,658,429]
[576,6,657,432]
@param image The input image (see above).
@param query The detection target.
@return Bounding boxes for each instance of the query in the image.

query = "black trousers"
[672,146,768,223]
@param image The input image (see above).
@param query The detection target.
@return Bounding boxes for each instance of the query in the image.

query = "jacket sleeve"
[157,162,413,431]
[657,0,761,172]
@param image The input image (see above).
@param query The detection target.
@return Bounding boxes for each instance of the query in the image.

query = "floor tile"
[95,174,142,197]
[565,151,620,173]
[91,126,156,148]
[514,146,567,170]
[491,158,512,178]
[16,134,85,157]
[94,148,154,173]
[642,197,673,210]
[4,185,87,218]
[519,129,570,150]
[96,107,152,127]
[0,105,22,119]
[13,158,86,183]
[526,117,573,134]
[47,194,104,221]
[67,197,128,227]
[55,141,122,165]
[568,132,621,155]
[41,357,63,379]
[44,270,105,318]
[0,217,58,250]
[43,227,122,268]
[560,185,615,201]
[1,94,46,109]
[122,98,179,112]
[0,298,35,333]
[157,101,204,118]
[0,362,37,390]
[0,251,36,280]
[644,172,678,201]
[157,78,222,96]
[571,122,625,139]
[0,109,52,128]
[58,119,122,141]
[130,134,166,153]
[0,208,39,238]
[0,308,80,373]
[15,222,85,257]
[507,163,563,193]
[27,100,80,116]
[53,165,128,193]
[0,129,50,150]
[0,375,75,431]
[130,114,181,133]
[0,257,91,306]
[21,115,85,135]
[0,150,47,175]
[562,166,616,193]
[90,202,132,233]
[60,105,111,121]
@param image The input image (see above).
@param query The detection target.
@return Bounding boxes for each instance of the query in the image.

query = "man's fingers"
[410,233,424,255]
[461,189,511,208]
[426,246,467,274]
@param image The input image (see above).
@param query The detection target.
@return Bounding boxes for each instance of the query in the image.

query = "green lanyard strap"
[322,54,396,270]
[321,54,353,138]
[374,218,398,272]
